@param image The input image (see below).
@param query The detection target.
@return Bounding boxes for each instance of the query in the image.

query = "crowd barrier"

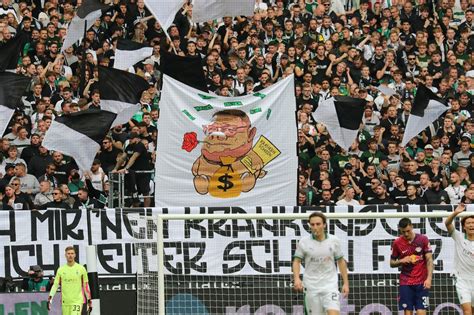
[108,170,155,208]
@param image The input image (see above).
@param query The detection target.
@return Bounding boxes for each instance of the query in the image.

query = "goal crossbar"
[158,211,472,221]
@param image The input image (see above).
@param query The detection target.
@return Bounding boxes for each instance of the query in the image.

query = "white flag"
[154,74,297,207]
[376,84,396,96]
[401,84,449,146]
[192,0,255,23]
[113,39,153,71]
[61,0,108,52]
[315,96,366,151]
[144,0,183,34]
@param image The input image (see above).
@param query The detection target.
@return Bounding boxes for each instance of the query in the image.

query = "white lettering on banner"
[0,205,469,277]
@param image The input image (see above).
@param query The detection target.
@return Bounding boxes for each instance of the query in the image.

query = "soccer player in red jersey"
[390,218,433,315]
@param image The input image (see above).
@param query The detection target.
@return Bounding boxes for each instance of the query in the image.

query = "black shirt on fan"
[126,142,151,170]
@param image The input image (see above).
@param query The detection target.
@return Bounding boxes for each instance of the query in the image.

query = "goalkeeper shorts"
[62,304,82,315]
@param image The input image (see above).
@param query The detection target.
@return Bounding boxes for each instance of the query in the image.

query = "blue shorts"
[399,284,429,311]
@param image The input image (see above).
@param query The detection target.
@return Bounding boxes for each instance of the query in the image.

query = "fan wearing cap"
[22,265,53,292]
[423,176,450,204]
[376,155,391,182]
[360,137,385,167]
[142,58,159,85]
[222,73,239,97]
[244,77,255,95]
[186,39,198,57]
[422,144,435,164]
[0,163,16,197]
[466,70,474,94]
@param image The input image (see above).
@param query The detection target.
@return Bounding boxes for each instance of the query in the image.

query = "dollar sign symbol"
[217,173,234,192]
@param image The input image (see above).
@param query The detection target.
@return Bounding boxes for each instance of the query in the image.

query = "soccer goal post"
[136,207,471,315]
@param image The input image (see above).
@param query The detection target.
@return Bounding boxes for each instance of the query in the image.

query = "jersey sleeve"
[293,240,305,260]
[450,228,462,241]
[82,266,89,283]
[49,267,62,298]
[390,239,400,260]
[82,266,90,299]
[422,235,432,254]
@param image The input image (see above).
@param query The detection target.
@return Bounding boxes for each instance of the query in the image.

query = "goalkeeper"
[292,212,349,315]
[445,203,474,315]
[47,246,92,314]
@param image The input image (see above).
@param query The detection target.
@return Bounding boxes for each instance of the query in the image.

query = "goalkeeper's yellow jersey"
[50,263,89,305]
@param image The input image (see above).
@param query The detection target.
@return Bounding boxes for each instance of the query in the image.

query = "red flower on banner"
[182,132,199,152]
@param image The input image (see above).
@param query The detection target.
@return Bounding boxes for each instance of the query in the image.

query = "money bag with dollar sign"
[209,156,243,198]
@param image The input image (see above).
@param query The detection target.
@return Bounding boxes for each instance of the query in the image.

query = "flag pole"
[79,20,88,96]
[165,32,178,55]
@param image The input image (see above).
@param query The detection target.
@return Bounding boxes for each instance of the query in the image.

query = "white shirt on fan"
[445,185,466,204]
[336,199,360,206]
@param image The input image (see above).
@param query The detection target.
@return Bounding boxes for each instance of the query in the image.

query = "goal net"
[135,205,469,315]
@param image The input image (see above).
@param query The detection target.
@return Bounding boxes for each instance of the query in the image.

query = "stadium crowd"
[0,0,473,209]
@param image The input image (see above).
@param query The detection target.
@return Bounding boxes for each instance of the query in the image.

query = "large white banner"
[157,205,463,275]
[0,206,469,277]
[154,75,298,207]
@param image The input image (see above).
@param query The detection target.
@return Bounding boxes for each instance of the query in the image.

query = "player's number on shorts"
[332,293,339,301]
[422,296,429,308]
[73,305,80,311]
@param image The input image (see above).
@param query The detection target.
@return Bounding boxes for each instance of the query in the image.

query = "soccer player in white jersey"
[293,212,349,315]
[445,203,474,315]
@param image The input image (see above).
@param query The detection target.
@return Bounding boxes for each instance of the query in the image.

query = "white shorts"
[304,289,340,315]
[456,277,474,305]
